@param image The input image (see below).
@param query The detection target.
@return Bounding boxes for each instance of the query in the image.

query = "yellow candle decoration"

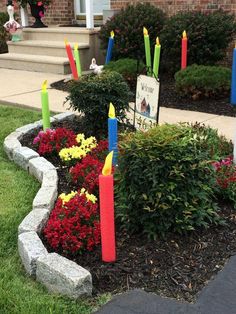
[41,80,50,131]
[153,36,161,78]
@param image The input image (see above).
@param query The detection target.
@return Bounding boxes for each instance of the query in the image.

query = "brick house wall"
[0,0,74,25]
[111,0,236,16]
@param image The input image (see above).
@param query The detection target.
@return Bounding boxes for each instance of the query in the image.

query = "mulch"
[20,115,236,303]
[50,74,236,118]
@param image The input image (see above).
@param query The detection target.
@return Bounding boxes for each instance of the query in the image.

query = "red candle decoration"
[64,39,78,80]
[99,151,116,263]
[181,30,188,70]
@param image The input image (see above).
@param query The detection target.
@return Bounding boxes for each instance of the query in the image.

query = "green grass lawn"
[0,105,109,314]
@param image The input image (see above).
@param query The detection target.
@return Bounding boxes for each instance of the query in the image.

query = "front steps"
[0,27,104,74]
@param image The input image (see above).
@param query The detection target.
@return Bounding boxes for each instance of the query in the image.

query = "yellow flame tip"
[102,151,113,176]
[183,30,187,39]
[74,43,79,50]
[156,37,160,46]
[42,80,47,91]
[110,30,114,38]
[108,102,116,118]
[143,27,148,36]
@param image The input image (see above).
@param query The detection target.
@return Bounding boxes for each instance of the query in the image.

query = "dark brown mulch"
[50,75,236,118]
[20,116,236,303]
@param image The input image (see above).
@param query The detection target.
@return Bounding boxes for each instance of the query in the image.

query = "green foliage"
[67,71,130,136]
[160,10,236,71]
[99,3,166,62]
[0,12,9,54]
[175,65,231,99]
[104,58,145,92]
[115,123,232,238]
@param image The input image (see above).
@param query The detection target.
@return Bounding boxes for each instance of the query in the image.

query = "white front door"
[75,0,110,14]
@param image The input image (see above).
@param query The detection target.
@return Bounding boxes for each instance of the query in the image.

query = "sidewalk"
[0,68,235,142]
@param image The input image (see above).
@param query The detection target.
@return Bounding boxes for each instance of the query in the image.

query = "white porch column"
[20,6,29,27]
[85,0,94,29]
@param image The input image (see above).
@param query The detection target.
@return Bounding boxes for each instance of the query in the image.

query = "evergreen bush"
[99,3,166,62]
[160,10,236,71]
[116,123,232,238]
[175,65,231,99]
[66,71,130,136]
[104,58,145,92]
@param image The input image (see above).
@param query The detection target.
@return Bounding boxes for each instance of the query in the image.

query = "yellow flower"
[59,191,77,204]
[79,188,97,204]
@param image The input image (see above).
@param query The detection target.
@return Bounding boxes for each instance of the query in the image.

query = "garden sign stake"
[64,39,78,80]
[105,30,114,64]
[99,151,116,262]
[41,80,50,131]
[181,30,188,70]
[108,102,118,165]
[74,43,82,78]
[231,43,236,106]
[143,27,152,76]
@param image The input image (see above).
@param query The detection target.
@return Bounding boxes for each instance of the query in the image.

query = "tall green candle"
[74,43,82,77]
[41,80,50,131]
[153,37,161,78]
[143,27,152,76]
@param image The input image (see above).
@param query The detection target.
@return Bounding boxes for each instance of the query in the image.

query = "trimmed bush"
[99,3,166,62]
[104,58,145,92]
[0,12,9,54]
[160,10,236,71]
[175,64,231,99]
[66,71,130,136]
[115,123,232,238]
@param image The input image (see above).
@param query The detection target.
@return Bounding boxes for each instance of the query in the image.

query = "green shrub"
[175,64,231,99]
[115,123,232,238]
[104,58,145,93]
[66,71,130,136]
[0,12,9,54]
[99,3,166,62]
[160,10,236,71]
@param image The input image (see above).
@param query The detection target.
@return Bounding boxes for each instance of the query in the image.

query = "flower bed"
[18,114,236,303]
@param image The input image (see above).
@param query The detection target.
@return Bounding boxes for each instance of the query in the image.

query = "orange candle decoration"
[181,30,188,70]
[99,151,116,263]
[64,39,78,80]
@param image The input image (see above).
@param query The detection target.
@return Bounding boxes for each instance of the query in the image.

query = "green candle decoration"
[143,27,152,76]
[41,80,50,131]
[74,43,82,77]
[153,37,161,78]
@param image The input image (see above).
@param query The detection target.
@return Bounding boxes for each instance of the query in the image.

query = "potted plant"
[16,0,51,28]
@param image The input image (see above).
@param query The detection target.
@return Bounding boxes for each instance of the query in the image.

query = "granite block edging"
[3,112,92,299]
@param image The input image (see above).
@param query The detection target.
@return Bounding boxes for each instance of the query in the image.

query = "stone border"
[4,112,92,299]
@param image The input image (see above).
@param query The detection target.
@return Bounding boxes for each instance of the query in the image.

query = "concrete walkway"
[0,68,235,142]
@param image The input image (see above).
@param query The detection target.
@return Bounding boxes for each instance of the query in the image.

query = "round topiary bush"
[99,3,166,62]
[66,71,130,136]
[160,10,236,72]
[115,123,232,238]
[175,64,231,100]
[0,12,10,54]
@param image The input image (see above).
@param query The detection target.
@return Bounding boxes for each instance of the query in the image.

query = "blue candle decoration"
[105,31,114,64]
[231,44,236,105]
[108,102,118,165]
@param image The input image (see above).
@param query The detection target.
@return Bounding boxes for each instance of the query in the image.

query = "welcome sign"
[135,75,160,131]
